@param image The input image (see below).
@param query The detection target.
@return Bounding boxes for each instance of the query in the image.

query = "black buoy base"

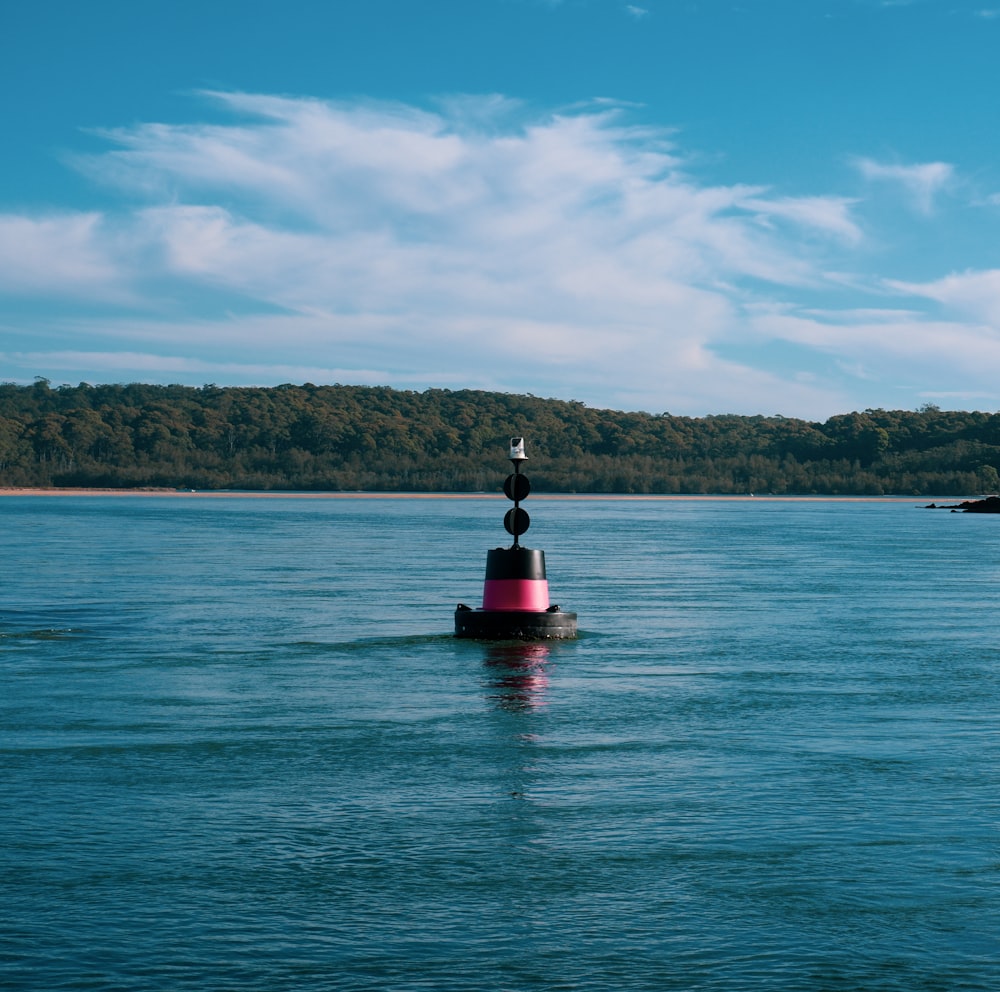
[454,606,578,640]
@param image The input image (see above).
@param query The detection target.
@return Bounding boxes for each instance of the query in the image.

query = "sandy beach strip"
[0,487,930,503]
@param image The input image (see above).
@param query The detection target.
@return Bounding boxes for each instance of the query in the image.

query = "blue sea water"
[2,493,999,991]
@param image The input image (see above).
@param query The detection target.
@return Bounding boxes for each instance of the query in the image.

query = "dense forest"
[2,379,1000,496]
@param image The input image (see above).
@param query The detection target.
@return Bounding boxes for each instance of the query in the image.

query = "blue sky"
[4,0,1000,420]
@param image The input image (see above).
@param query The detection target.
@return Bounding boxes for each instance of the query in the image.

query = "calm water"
[2,494,999,991]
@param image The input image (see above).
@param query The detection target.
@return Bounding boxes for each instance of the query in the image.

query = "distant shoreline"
[0,487,933,502]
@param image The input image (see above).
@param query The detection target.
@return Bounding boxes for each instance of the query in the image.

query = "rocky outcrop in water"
[925,495,1000,512]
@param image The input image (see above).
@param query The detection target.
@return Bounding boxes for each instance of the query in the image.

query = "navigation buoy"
[455,437,578,640]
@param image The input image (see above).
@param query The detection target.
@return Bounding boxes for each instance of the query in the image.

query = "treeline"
[2,379,1000,495]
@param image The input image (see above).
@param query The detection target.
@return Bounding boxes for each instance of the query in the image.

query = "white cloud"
[739,195,863,244]
[83,97,855,318]
[0,213,126,298]
[853,157,954,214]
[1,348,393,385]
[888,269,1000,325]
[748,302,1000,408]
[3,91,996,417]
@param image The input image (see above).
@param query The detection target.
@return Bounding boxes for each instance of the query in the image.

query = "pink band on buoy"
[482,578,550,611]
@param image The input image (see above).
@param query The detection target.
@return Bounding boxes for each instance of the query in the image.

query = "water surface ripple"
[2,495,998,991]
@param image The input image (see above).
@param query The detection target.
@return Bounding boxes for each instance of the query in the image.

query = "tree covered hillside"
[2,379,999,495]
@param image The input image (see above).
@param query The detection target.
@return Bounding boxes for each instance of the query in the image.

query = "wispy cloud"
[888,269,1000,326]
[853,157,954,214]
[1,92,997,416]
[748,303,1000,406]
[739,195,863,244]
[0,213,127,298]
[0,348,394,386]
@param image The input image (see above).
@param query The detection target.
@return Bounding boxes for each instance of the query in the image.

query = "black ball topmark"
[504,506,530,537]
[503,473,530,502]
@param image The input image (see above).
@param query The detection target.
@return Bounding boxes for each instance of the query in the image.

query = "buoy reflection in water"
[483,642,551,711]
